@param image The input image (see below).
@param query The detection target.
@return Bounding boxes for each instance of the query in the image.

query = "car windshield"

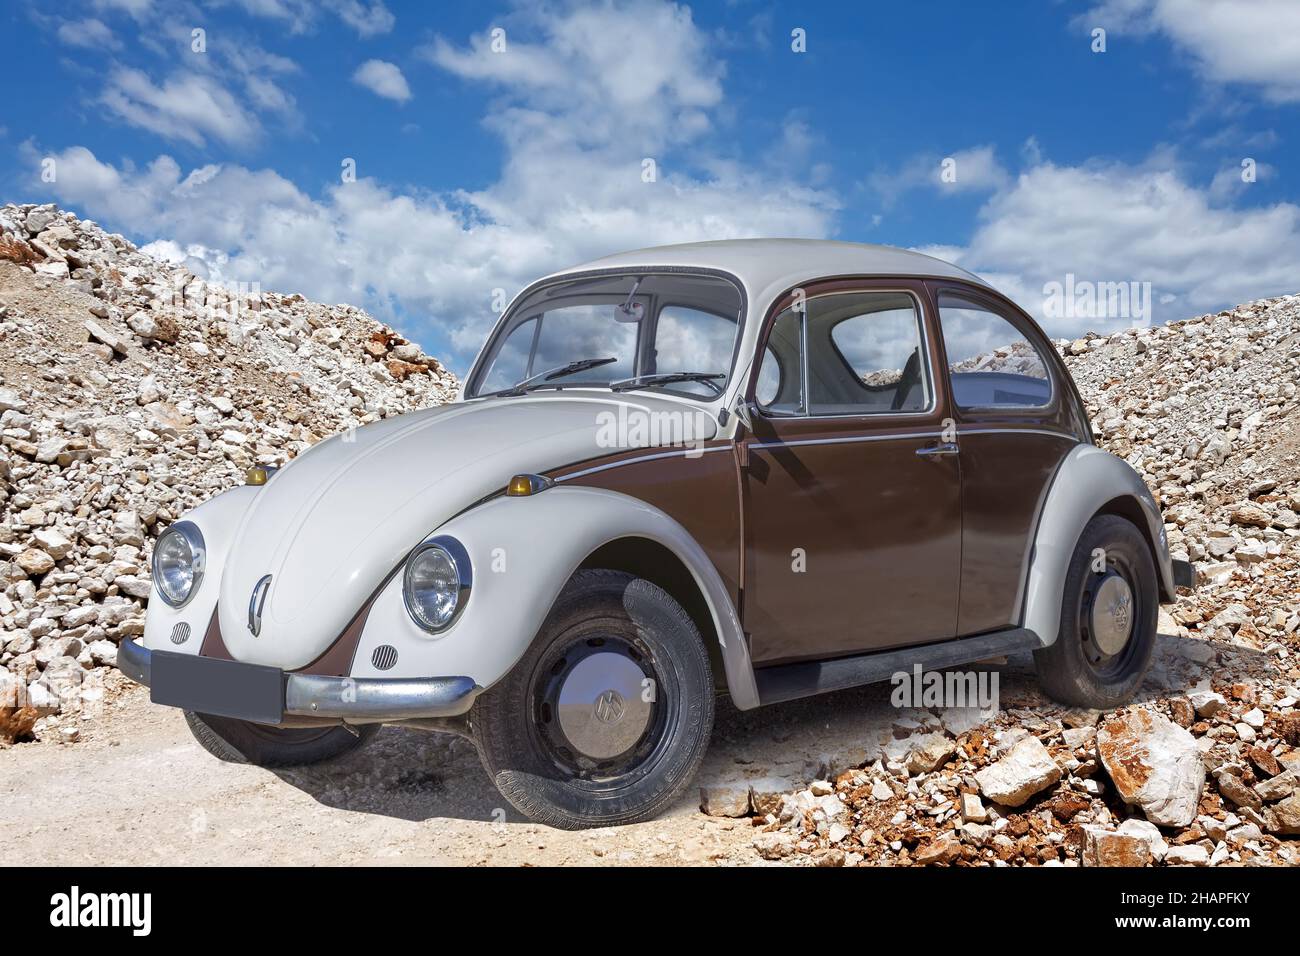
[468,273,744,400]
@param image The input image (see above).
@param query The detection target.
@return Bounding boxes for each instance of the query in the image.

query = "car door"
[740,279,962,666]
[930,283,1084,636]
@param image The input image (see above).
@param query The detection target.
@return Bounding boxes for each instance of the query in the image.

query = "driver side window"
[756,290,931,416]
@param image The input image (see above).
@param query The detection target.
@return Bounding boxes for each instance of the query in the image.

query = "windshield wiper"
[491,357,618,397]
[609,372,725,395]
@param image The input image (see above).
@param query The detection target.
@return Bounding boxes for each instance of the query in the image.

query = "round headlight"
[152,521,206,608]
[403,537,471,634]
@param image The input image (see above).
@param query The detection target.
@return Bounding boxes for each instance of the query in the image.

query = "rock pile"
[730,295,1300,866]
[0,203,458,742]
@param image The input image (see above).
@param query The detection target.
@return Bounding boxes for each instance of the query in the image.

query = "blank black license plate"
[151,650,285,725]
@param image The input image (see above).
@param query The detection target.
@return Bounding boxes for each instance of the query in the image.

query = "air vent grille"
[170,622,192,645]
[371,645,398,671]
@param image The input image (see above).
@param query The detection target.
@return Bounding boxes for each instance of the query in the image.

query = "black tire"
[183,710,379,767]
[1034,514,1159,708]
[470,570,714,829]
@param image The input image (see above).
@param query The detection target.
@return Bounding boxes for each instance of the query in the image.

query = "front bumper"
[116,638,481,725]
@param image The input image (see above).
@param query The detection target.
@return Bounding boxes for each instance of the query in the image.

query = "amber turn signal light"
[506,474,553,497]
[245,466,275,486]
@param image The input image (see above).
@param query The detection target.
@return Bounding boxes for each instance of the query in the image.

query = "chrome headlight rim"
[402,535,472,636]
[151,520,206,609]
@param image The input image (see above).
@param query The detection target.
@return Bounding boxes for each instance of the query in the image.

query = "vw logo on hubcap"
[593,689,626,724]
[552,650,653,761]
[1089,573,1134,657]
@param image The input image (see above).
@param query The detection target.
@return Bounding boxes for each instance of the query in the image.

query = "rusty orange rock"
[1097,708,1205,827]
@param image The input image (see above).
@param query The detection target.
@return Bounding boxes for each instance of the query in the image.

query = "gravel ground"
[0,654,1051,866]
[6,664,976,866]
[0,635,1251,867]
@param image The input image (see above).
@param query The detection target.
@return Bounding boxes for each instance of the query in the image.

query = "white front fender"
[142,485,261,656]
[356,486,759,708]
[1022,444,1174,647]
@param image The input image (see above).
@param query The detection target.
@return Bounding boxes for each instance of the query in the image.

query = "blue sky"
[2,0,1299,372]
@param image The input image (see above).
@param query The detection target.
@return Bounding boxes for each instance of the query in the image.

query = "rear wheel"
[471,570,714,829]
[184,710,378,767]
[1034,514,1158,708]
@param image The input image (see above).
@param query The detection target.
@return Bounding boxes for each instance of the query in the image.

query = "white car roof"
[544,239,991,297]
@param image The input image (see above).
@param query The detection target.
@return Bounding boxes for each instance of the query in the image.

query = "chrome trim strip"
[798,291,809,414]
[554,426,1075,469]
[747,425,1077,451]
[750,429,941,450]
[555,444,732,482]
[957,426,1076,441]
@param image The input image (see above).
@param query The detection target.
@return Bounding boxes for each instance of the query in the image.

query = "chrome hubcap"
[555,651,653,760]
[1089,572,1134,656]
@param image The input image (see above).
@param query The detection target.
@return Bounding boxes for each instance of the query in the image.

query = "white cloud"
[327,0,395,36]
[91,0,154,18]
[352,59,410,102]
[79,12,302,149]
[418,0,724,151]
[871,145,1009,206]
[227,0,394,37]
[1083,0,1300,102]
[56,18,122,50]
[940,146,1009,194]
[940,158,1300,336]
[32,1,836,367]
[100,67,263,147]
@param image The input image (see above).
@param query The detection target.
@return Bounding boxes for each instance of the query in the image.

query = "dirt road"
[0,654,1057,866]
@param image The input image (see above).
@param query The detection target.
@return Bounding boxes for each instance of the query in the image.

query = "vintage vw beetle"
[119,240,1193,828]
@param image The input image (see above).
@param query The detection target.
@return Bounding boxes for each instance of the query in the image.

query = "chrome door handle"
[916,441,959,458]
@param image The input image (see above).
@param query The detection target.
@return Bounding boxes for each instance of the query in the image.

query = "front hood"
[217,393,717,668]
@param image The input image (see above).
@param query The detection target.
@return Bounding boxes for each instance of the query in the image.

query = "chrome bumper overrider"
[116,638,481,723]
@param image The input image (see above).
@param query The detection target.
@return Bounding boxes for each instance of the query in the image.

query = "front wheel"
[1033,514,1159,709]
[471,570,715,829]
[184,710,379,767]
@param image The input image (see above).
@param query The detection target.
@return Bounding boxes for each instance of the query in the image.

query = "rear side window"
[938,293,1051,408]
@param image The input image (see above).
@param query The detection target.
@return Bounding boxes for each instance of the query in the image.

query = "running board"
[754,627,1042,706]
